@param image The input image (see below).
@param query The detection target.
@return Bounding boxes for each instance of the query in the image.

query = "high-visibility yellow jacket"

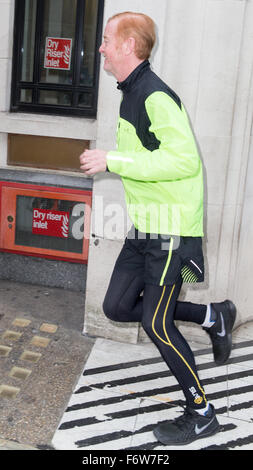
[106,61,204,236]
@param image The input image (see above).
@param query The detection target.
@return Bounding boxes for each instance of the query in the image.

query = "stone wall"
[84,0,253,343]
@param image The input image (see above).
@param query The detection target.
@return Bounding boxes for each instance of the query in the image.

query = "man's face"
[99,19,124,80]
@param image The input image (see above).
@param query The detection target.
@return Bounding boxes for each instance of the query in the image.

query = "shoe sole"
[153,423,220,446]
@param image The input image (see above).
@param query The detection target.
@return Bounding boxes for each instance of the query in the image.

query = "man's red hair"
[108,12,156,60]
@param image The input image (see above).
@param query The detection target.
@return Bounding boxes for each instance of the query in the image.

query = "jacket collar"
[117,60,150,92]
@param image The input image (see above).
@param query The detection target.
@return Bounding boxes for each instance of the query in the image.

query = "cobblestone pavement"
[0,438,37,450]
[0,280,94,450]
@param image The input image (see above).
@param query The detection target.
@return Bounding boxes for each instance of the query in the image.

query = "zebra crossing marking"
[52,338,253,450]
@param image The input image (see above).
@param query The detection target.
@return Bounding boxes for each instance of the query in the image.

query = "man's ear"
[123,36,136,56]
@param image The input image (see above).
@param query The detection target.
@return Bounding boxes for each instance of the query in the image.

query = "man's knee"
[103,295,131,322]
[102,295,118,321]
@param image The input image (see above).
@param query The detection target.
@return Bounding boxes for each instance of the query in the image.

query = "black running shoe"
[204,300,237,365]
[153,404,219,446]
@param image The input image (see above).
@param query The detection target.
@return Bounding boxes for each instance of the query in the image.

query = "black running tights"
[103,269,208,409]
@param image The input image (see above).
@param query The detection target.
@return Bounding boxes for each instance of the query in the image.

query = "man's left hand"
[80,149,107,176]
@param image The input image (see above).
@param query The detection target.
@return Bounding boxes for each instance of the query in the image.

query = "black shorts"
[114,227,204,286]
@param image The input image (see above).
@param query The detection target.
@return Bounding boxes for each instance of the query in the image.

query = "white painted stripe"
[52,339,253,451]
[61,398,143,423]
[54,400,252,451]
[53,416,140,450]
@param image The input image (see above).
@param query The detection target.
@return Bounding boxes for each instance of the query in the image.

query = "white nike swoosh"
[195,416,216,435]
[217,313,226,337]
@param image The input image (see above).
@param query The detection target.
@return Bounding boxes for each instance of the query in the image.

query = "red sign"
[44,37,72,70]
[32,209,70,238]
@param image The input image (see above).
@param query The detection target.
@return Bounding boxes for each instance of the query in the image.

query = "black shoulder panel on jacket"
[119,62,181,152]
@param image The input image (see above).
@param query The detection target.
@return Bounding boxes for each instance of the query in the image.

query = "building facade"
[0,0,253,343]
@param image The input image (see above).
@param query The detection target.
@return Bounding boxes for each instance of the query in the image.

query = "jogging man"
[80,12,236,446]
